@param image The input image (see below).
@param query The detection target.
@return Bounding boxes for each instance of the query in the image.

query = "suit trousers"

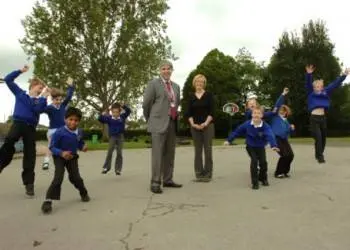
[151,119,176,187]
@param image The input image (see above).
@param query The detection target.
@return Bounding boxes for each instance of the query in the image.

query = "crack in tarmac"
[119,196,207,250]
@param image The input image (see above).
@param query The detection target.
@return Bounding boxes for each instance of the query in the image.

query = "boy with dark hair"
[224,106,279,190]
[98,103,131,175]
[0,65,49,196]
[42,77,75,170]
[41,107,90,214]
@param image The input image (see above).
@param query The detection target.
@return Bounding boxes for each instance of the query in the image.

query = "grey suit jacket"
[142,77,181,133]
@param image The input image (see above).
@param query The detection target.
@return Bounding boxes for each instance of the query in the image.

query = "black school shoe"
[41,201,52,214]
[25,184,35,197]
[163,181,183,188]
[284,173,291,178]
[252,183,259,190]
[81,194,90,202]
[101,168,109,174]
[260,180,270,186]
[150,186,163,194]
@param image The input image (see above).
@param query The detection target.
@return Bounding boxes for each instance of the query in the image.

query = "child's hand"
[67,77,74,86]
[41,87,51,98]
[61,151,73,160]
[305,65,315,73]
[290,124,295,130]
[82,145,88,152]
[282,87,289,95]
[21,65,29,73]
[223,141,230,146]
[344,68,350,76]
[272,147,280,152]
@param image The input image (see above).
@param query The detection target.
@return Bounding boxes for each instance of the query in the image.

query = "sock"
[44,156,50,164]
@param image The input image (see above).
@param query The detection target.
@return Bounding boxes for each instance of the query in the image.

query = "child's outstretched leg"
[246,146,260,190]
[257,149,269,186]
[310,115,326,163]
[102,137,117,174]
[42,129,55,170]
[66,157,89,202]
[0,123,22,172]
[274,137,294,178]
[22,125,36,196]
[114,135,124,175]
[41,157,66,214]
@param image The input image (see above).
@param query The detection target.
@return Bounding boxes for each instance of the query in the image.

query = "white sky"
[1,0,350,125]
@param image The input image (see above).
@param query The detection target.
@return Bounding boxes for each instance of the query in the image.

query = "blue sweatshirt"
[305,73,347,112]
[45,86,74,129]
[227,120,277,148]
[270,115,293,140]
[245,95,285,120]
[50,126,85,157]
[4,70,47,126]
[98,105,131,136]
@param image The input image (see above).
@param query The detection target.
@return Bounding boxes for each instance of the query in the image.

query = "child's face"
[279,109,287,117]
[313,80,324,92]
[111,108,121,118]
[247,99,257,109]
[252,109,263,122]
[52,96,63,106]
[30,84,45,96]
[65,115,80,130]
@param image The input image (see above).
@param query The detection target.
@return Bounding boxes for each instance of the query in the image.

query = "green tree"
[181,48,262,137]
[21,0,174,114]
[261,20,347,135]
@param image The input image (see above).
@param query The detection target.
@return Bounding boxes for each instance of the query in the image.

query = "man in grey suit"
[142,60,182,194]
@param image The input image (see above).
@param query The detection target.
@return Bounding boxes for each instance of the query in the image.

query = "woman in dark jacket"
[186,74,214,182]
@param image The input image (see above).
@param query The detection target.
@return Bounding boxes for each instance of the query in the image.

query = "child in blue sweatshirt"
[224,106,279,190]
[0,65,49,196]
[41,107,89,214]
[98,103,131,175]
[270,105,295,178]
[305,65,349,163]
[42,77,75,170]
[245,88,289,120]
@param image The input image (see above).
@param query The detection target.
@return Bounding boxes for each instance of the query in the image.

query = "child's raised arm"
[4,65,29,95]
[62,77,75,107]
[305,65,315,94]
[121,104,131,119]
[324,68,349,94]
[98,110,110,124]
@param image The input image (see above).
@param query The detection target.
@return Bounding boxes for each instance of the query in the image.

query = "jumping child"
[270,104,295,178]
[41,107,90,214]
[0,65,49,196]
[42,77,74,170]
[305,65,349,163]
[224,106,279,190]
[98,103,131,175]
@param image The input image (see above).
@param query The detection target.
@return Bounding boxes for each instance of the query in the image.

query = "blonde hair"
[50,88,64,98]
[252,105,264,113]
[28,76,45,90]
[192,74,207,88]
[313,79,324,86]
